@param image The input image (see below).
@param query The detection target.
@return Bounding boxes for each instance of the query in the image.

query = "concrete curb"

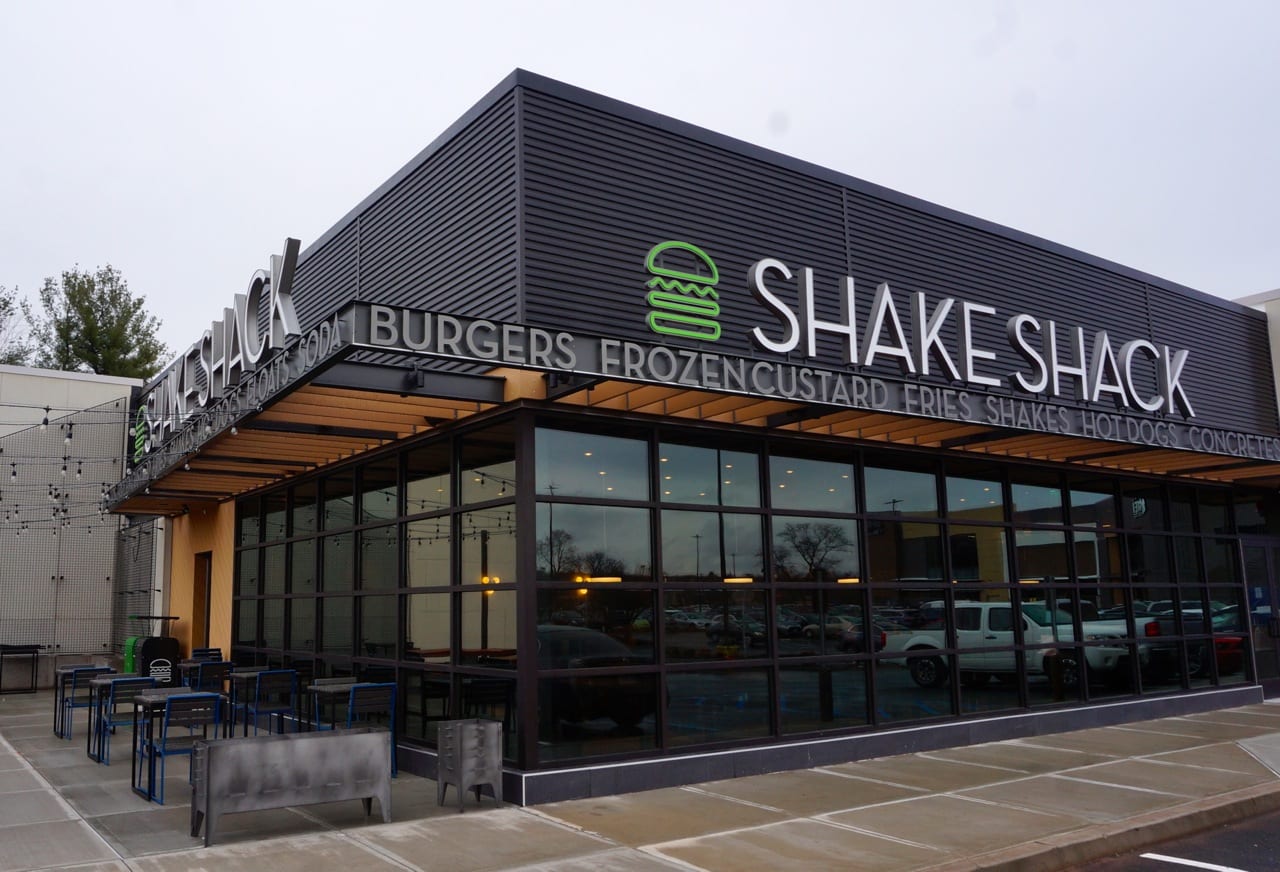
[924,780,1280,872]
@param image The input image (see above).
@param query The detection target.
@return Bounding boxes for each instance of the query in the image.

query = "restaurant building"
[107,70,1280,803]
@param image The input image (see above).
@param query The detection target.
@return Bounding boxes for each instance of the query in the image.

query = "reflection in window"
[1070,487,1115,528]
[538,673,657,762]
[662,511,763,582]
[460,590,516,663]
[238,549,259,595]
[950,526,1008,583]
[663,589,768,662]
[320,597,352,656]
[769,455,854,512]
[866,521,943,582]
[324,473,354,530]
[537,589,654,662]
[361,525,399,591]
[1128,535,1172,583]
[263,544,285,595]
[1121,485,1165,531]
[667,669,771,747]
[361,458,400,523]
[1014,529,1069,582]
[947,477,1003,518]
[289,598,315,653]
[1203,538,1238,584]
[462,425,516,504]
[406,443,450,515]
[536,428,647,501]
[404,593,450,663]
[264,493,287,542]
[1010,481,1063,525]
[771,516,858,582]
[290,541,315,593]
[535,504,652,582]
[263,599,284,648]
[1199,492,1231,535]
[407,518,451,587]
[323,533,354,591]
[235,599,258,646]
[779,663,868,733]
[1172,536,1201,584]
[360,595,397,659]
[865,465,937,517]
[292,482,318,536]
[659,443,760,507]
[237,498,260,546]
[461,509,516,588]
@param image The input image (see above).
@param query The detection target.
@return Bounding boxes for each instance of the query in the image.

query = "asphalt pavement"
[4,690,1280,871]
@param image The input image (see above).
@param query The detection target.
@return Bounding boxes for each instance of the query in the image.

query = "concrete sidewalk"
[4,690,1280,872]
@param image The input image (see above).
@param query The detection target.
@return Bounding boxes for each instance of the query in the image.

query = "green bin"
[123,636,141,674]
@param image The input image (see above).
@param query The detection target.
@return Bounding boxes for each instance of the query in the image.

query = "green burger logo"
[644,240,720,340]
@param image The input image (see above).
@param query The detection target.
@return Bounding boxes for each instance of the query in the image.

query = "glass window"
[1014,529,1069,583]
[361,457,400,523]
[535,427,647,501]
[405,592,450,664]
[1172,536,1202,584]
[1121,484,1165,531]
[1011,480,1064,526]
[779,663,869,734]
[535,504,652,582]
[460,589,516,664]
[1199,491,1231,536]
[361,525,399,591]
[771,516,859,582]
[263,492,287,542]
[462,423,517,505]
[407,517,451,588]
[323,472,354,530]
[662,511,764,582]
[950,526,1008,583]
[406,442,451,515]
[1204,538,1238,584]
[1169,488,1196,533]
[263,600,284,649]
[237,549,259,596]
[263,544,285,595]
[1072,530,1123,583]
[659,442,760,507]
[537,588,654,662]
[947,476,1003,519]
[769,455,854,512]
[865,465,937,517]
[538,672,657,762]
[667,668,771,747]
[320,597,352,656]
[292,482,318,536]
[290,541,316,593]
[775,588,872,658]
[461,509,517,588]
[359,595,397,659]
[663,588,768,662]
[1069,485,1115,528]
[323,533,354,591]
[866,521,943,582]
[235,599,258,646]
[1129,534,1172,583]
[289,598,315,653]
[237,498,261,546]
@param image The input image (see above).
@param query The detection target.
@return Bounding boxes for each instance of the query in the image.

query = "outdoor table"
[86,672,138,761]
[130,686,223,802]
[308,679,359,731]
[0,644,41,694]
[226,666,271,736]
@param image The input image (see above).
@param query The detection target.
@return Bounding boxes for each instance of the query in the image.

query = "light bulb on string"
[40,407,49,429]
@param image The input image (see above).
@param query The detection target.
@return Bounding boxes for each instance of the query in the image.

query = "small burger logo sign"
[644,241,721,341]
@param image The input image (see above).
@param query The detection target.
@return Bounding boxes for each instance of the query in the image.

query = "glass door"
[1242,540,1280,695]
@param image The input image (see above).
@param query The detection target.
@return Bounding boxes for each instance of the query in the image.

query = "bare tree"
[777,521,854,581]
[0,285,29,365]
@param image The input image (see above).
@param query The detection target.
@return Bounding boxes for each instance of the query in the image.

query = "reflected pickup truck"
[900,601,1129,688]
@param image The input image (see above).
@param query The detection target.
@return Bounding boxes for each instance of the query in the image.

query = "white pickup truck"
[899,601,1130,688]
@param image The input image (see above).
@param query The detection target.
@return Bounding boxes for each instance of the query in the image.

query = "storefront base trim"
[398,685,1263,806]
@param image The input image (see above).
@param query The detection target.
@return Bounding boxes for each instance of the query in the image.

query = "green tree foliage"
[24,265,169,378]
[0,284,31,366]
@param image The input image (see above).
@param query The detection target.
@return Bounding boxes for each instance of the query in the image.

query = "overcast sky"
[2,1,1277,360]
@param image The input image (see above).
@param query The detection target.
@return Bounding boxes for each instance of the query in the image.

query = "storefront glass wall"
[232,410,1254,770]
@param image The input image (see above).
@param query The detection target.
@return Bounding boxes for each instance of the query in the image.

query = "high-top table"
[130,686,224,802]
[308,678,359,731]
[86,672,139,761]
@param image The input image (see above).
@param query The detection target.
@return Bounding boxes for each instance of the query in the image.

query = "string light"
[40,407,49,429]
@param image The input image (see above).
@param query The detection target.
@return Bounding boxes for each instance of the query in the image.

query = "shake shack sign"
[643,241,1195,418]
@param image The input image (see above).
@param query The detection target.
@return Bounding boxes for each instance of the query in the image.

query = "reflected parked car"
[537,625,654,728]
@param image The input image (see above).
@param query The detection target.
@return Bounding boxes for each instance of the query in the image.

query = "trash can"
[436,718,503,810]
[123,636,141,674]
